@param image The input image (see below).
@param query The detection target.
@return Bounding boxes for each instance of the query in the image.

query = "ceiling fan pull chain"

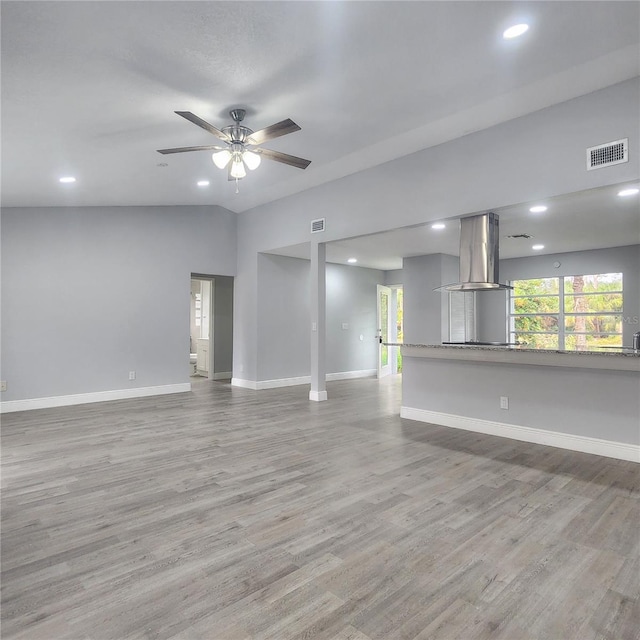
[235,178,240,194]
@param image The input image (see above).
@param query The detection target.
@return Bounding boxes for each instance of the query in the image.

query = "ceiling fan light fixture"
[243,150,261,171]
[160,109,311,185]
[230,158,246,179]
[212,149,231,169]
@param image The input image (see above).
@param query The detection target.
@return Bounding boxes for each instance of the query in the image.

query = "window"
[509,273,623,350]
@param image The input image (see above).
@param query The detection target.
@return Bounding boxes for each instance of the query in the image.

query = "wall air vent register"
[310,218,326,233]
[586,138,628,170]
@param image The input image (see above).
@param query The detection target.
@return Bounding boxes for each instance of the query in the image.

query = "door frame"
[377,284,393,378]
[191,274,216,380]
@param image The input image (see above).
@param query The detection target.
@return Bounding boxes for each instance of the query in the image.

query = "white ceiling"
[266,181,640,269]
[1,1,639,213]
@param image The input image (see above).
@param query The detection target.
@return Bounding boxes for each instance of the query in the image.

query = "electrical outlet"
[129,371,136,380]
[342,323,349,330]
[0,381,6,392]
[500,396,509,410]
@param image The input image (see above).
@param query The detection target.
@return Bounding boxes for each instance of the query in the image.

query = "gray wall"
[256,254,311,381]
[1,205,236,401]
[213,276,234,375]
[402,357,639,445]
[2,82,638,400]
[477,245,640,343]
[384,269,403,286]
[403,253,457,344]
[326,263,383,374]
[233,79,639,381]
[253,255,383,382]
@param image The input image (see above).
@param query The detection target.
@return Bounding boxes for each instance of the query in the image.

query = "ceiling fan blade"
[258,148,311,170]
[157,144,226,154]
[247,119,301,145]
[175,111,230,141]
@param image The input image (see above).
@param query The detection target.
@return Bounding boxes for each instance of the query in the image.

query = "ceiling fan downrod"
[229,108,246,123]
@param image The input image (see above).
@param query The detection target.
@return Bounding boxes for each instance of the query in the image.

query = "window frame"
[508,273,623,350]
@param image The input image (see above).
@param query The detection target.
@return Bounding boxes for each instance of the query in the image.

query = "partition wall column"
[309,241,327,401]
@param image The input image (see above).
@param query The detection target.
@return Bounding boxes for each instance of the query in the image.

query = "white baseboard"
[0,383,192,414]
[400,406,640,463]
[327,369,377,381]
[230,378,258,390]
[232,369,376,391]
[213,371,232,380]
[309,390,328,402]
[231,376,308,390]
[257,376,310,390]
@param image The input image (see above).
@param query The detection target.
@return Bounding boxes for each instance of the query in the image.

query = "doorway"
[377,284,403,378]
[190,275,234,381]
[190,278,213,378]
[377,285,392,378]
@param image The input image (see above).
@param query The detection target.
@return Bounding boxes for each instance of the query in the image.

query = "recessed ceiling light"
[197,180,210,187]
[347,258,358,264]
[529,205,547,213]
[503,23,529,39]
[532,244,545,251]
[59,176,76,183]
[431,223,446,230]
[618,188,639,197]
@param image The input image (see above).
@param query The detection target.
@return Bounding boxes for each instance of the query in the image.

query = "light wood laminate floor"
[2,376,639,640]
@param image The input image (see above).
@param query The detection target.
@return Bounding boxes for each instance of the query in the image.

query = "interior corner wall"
[403,254,456,344]
[384,269,404,286]
[326,263,384,374]
[254,255,384,383]
[256,254,311,381]
[476,245,640,343]
[0,205,236,403]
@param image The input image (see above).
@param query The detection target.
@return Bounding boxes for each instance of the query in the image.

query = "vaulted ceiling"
[2,1,638,213]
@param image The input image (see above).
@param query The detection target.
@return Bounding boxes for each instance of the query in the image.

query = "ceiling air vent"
[310,218,325,233]
[587,138,628,170]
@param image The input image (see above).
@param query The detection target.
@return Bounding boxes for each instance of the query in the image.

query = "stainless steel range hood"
[435,212,512,291]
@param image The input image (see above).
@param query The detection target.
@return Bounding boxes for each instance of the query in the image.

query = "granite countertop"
[386,343,640,358]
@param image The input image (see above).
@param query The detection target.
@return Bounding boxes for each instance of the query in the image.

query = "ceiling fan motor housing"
[223,124,253,145]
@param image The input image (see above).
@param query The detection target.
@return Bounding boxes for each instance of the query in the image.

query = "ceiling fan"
[157,109,311,182]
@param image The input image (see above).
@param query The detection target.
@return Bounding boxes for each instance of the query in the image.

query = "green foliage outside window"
[510,273,623,351]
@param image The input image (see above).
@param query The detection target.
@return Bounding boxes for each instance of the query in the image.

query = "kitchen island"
[393,343,640,462]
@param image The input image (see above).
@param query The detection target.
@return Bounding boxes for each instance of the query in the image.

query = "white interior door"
[377,285,392,378]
